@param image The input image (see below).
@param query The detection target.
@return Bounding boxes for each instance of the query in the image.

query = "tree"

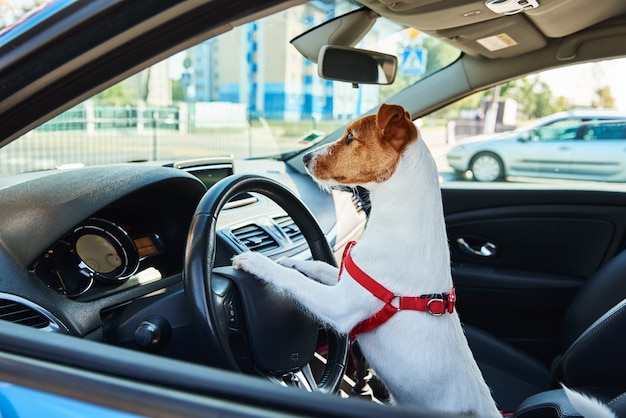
[422,35,460,75]
[552,96,570,113]
[171,79,186,102]
[499,77,554,118]
[93,83,135,106]
[432,91,486,121]
[592,86,616,109]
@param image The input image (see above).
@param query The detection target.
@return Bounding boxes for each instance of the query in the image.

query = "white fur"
[562,385,617,418]
[233,134,501,416]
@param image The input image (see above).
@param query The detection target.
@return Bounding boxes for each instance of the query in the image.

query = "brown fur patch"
[307,104,418,184]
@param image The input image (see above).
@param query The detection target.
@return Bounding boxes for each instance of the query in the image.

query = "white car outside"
[446,110,626,182]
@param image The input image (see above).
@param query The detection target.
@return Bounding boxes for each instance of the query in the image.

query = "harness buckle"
[426,298,446,316]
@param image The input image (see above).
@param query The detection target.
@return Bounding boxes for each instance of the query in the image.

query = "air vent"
[0,293,67,333]
[274,215,304,242]
[232,224,279,252]
[0,299,49,328]
[350,187,370,216]
[351,193,366,215]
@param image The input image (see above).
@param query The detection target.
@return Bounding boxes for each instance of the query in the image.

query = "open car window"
[435,57,626,189]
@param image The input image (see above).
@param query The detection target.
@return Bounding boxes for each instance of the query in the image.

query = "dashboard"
[0,158,366,364]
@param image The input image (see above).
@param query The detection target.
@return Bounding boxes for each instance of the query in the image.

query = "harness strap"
[340,241,456,339]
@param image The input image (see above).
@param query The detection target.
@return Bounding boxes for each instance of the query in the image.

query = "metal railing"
[0,103,336,176]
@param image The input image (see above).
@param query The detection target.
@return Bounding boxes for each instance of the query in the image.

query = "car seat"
[464,249,626,413]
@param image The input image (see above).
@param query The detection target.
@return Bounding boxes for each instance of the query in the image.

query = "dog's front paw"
[276,258,339,285]
[276,257,296,269]
[232,252,282,283]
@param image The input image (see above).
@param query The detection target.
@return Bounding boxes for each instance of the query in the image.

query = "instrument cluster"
[31,218,163,298]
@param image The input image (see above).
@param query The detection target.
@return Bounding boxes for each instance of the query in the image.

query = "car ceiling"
[360,0,626,58]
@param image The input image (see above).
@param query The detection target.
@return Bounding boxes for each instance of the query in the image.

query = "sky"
[537,58,626,111]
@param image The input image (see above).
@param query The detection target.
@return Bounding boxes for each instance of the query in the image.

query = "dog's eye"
[345,133,355,145]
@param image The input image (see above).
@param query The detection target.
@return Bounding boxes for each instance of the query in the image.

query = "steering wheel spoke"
[269,364,319,392]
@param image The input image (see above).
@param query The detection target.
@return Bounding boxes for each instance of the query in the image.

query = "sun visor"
[358,0,502,31]
[290,8,379,63]
[437,14,547,58]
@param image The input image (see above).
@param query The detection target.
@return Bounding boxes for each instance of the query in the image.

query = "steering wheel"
[183,173,348,393]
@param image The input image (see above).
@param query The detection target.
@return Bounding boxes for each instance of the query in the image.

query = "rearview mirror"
[318,45,397,86]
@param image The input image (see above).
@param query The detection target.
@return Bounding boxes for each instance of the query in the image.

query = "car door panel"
[449,215,614,276]
[442,188,626,363]
[508,141,574,176]
[572,121,626,176]
[569,141,626,179]
[508,118,584,177]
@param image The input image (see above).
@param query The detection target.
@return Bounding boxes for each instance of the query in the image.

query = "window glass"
[434,57,626,188]
[0,0,460,176]
[534,119,582,141]
[582,121,626,141]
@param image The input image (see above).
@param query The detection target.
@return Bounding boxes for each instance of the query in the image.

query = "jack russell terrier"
[232,104,615,417]
[233,103,501,416]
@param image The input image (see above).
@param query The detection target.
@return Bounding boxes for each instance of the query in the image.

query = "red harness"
[340,241,456,339]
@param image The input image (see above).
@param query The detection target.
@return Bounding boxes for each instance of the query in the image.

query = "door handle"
[456,237,497,258]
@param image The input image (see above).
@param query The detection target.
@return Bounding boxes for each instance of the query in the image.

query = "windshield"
[0,0,460,176]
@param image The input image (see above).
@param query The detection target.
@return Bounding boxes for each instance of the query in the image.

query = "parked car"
[2,0,626,417]
[446,110,626,182]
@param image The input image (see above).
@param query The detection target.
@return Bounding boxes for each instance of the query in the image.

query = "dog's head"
[303,103,417,187]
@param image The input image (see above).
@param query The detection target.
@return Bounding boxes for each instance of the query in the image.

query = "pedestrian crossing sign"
[401,48,426,76]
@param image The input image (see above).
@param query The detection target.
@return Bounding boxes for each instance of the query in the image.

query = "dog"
[232,104,620,418]
[232,103,502,416]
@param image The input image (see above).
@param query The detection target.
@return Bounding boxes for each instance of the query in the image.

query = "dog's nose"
[302,152,312,167]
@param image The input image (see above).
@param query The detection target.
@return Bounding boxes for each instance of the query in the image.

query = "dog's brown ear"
[376,104,417,152]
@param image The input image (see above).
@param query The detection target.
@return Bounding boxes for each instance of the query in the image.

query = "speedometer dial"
[32,242,94,297]
[76,234,123,273]
[72,218,139,281]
